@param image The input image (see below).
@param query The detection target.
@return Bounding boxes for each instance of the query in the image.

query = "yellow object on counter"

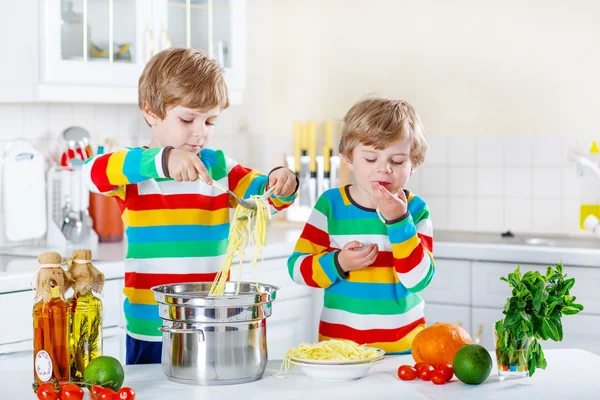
[293,122,303,173]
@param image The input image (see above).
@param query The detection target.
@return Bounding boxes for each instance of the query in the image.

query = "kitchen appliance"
[1,139,47,242]
[152,281,279,386]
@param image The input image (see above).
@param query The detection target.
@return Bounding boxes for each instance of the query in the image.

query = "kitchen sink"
[434,230,599,250]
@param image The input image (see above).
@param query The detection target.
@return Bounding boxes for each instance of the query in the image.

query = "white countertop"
[0,223,599,294]
[2,348,599,399]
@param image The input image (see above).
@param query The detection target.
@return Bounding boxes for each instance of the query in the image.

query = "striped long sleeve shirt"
[287,185,434,354]
[83,147,297,348]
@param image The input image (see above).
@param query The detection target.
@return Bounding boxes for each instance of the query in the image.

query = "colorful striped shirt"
[83,147,296,362]
[287,185,434,354]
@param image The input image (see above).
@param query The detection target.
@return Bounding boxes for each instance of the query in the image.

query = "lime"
[452,344,493,385]
[83,356,125,391]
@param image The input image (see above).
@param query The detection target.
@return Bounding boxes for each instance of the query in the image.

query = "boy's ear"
[142,103,160,127]
[342,155,354,171]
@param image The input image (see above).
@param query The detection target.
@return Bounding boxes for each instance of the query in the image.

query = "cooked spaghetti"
[281,339,381,373]
[208,193,272,296]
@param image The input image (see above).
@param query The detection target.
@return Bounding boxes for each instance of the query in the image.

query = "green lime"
[452,344,493,385]
[83,356,125,391]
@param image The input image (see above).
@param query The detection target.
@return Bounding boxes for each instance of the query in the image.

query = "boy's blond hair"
[138,48,229,120]
[339,98,428,167]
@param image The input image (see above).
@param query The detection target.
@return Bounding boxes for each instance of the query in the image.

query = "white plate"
[291,358,383,381]
[288,348,385,365]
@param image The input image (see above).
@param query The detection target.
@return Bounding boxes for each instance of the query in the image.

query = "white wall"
[268,0,600,235]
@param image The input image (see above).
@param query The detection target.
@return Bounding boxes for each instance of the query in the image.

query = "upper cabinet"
[0,0,245,104]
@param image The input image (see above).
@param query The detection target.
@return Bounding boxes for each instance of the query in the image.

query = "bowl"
[291,358,383,381]
[288,348,385,365]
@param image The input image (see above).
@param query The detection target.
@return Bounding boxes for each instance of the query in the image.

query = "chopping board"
[2,141,47,242]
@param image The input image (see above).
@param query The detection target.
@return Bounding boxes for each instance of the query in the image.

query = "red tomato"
[414,362,427,371]
[59,384,84,400]
[90,386,115,400]
[418,365,435,381]
[431,371,447,385]
[435,363,454,382]
[397,365,418,380]
[36,383,59,400]
[116,387,136,400]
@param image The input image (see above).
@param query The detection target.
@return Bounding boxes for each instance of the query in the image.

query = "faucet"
[569,150,600,181]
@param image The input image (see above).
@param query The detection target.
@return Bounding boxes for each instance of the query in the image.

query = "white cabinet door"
[420,259,471,305]
[156,0,246,92]
[538,314,600,356]
[472,262,600,315]
[0,291,34,346]
[471,307,505,351]
[424,304,471,333]
[102,279,124,329]
[41,0,153,87]
[267,296,313,360]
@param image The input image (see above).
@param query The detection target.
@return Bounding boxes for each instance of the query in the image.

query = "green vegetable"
[494,262,583,377]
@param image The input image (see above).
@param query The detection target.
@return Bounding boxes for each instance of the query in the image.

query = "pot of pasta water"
[152,281,279,386]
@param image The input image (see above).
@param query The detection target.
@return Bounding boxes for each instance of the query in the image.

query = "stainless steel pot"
[151,281,279,386]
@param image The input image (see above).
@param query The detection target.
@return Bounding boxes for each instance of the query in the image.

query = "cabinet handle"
[160,24,172,50]
[475,324,483,344]
[144,24,155,62]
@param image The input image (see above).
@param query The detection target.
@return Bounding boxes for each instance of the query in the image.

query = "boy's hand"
[167,149,212,184]
[268,168,297,197]
[337,241,379,272]
[372,182,408,222]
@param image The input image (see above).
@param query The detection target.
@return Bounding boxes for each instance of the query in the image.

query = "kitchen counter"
[0,223,598,293]
[2,348,599,399]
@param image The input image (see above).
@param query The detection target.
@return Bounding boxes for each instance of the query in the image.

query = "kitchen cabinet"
[1,0,245,104]
[420,259,471,305]
[240,256,316,359]
[424,304,471,331]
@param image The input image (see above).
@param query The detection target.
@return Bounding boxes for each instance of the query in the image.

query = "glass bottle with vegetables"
[67,249,105,380]
[33,252,71,388]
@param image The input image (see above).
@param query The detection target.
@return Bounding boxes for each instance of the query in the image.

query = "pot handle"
[158,326,206,342]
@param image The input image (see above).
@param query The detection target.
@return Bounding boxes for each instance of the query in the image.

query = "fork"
[206,179,275,210]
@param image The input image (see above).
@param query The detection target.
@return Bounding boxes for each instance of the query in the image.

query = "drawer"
[472,262,600,315]
[0,291,34,345]
[420,259,471,305]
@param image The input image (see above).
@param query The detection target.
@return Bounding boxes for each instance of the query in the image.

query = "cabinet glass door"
[60,0,136,64]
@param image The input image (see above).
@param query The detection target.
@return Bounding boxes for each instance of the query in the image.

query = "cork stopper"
[35,252,69,303]
[68,249,104,295]
[37,251,62,266]
[72,249,92,262]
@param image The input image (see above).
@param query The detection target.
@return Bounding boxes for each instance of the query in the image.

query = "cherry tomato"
[418,364,435,381]
[116,387,136,400]
[90,386,115,400]
[435,363,454,382]
[431,371,447,385]
[36,383,59,400]
[59,384,84,400]
[414,362,427,371]
[397,365,418,380]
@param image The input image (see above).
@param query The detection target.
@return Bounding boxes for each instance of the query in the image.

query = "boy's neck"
[147,138,161,148]
[347,185,378,210]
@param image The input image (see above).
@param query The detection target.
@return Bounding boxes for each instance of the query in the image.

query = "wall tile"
[476,167,503,197]
[504,197,533,232]
[447,136,475,166]
[476,136,504,166]
[532,198,563,232]
[426,196,449,231]
[504,167,532,197]
[0,104,24,140]
[419,166,448,197]
[532,167,562,198]
[447,166,476,196]
[476,198,504,232]
[532,136,564,166]
[425,135,448,165]
[504,136,532,166]
[447,197,476,231]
